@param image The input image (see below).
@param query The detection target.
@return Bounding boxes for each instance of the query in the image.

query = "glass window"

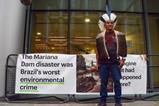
[148,14,159,88]
[69,12,145,54]
[71,0,106,10]
[70,12,100,54]
[116,13,145,54]
[32,0,68,10]
[151,68,159,88]
[24,0,159,99]
[147,0,159,13]
[111,0,142,12]
[30,12,145,54]
[148,14,159,54]
[29,12,68,53]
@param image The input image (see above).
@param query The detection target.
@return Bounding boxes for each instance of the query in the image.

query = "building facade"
[28,0,159,90]
[0,0,159,99]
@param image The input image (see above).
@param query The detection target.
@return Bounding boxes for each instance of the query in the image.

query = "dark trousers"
[99,63,122,103]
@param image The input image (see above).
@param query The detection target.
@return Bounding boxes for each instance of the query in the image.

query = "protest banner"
[15,54,76,94]
[121,54,147,94]
[76,54,147,94]
[15,54,147,94]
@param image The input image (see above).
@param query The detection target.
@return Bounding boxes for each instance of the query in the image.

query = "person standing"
[96,13,127,106]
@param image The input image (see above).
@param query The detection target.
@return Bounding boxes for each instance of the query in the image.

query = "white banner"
[76,54,147,94]
[15,54,76,94]
[121,54,147,94]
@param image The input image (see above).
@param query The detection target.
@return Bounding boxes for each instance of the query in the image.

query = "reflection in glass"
[150,67,159,88]
[30,12,145,54]
[70,12,100,54]
[148,15,159,54]
[71,0,106,10]
[148,14,159,88]
[30,12,68,53]
[111,0,142,12]
[69,12,145,54]
[116,13,145,54]
[147,0,159,13]
[32,0,68,10]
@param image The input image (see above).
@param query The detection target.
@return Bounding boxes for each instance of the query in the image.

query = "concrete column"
[0,0,26,97]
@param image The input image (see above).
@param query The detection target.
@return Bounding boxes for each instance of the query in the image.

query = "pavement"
[1,93,159,106]
[0,101,159,106]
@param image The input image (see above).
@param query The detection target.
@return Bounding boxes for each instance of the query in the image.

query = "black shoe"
[115,103,122,106]
[98,102,107,106]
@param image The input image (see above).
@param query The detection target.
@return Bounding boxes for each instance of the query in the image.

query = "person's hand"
[119,58,125,69]
[86,65,98,72]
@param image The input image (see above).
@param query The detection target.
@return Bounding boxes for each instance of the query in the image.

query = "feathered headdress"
[98,0,117,32]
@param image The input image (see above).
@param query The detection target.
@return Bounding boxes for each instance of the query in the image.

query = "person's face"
[104,21,114,31]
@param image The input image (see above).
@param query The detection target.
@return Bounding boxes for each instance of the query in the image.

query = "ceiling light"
[37,32,42,35]
[85,18,90,23]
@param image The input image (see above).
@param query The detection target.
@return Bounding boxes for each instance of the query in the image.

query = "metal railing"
[5,54,66,102]
[5,54,18,99]
[4,54,159,102]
